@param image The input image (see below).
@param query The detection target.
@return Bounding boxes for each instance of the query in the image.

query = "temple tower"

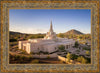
[49,21,53,32]
[44,21,57,40]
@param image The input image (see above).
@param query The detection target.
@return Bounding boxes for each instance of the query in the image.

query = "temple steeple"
[44,21,57,40]
[49,21,53,32]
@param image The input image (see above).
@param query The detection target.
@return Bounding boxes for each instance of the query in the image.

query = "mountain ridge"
[10,29,84,35]
[65,29,84,35]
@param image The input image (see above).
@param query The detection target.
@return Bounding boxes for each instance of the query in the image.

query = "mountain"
[10,31,23,35]
[65,29,84,35]
[9,31,46,35]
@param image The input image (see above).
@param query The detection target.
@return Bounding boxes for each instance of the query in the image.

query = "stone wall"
[58,55,76,64]
[32,53,58,58]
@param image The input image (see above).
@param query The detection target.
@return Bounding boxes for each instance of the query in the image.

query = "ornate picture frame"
[0,0,99,72]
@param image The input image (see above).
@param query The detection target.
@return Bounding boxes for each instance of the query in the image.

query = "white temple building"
[18,21,75,54]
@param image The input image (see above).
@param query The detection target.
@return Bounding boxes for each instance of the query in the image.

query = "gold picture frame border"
[0,0,99,72]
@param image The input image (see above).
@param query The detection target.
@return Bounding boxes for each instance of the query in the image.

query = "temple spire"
[50,20,53,32]
[44,21,57,40]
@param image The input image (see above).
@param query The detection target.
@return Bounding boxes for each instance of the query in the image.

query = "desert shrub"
[85,51,90,55]
[82,57,87,64]
[85,57,91,63]
[77,56,87,64]
[10,39,17,42]
[14,55,20,60]
[58,45,65,51]
[39,51,44,53]
[74,41,79,48]
[9,54,15,61]
[31,59,39,63]
[85,42,88,45]
[30,52,35,55]
[9,54,33,63]
[77,56,82,62]
[30,36,35,39]
[57,33,65,38]
[21,50,28,54]
[21,56,26,60]
[37,52,40,55]
[47,55,50,59]
[71,54,79,60]
[66,53,72,62]
[37,35,44,38]
[28,56,33,60]
[19,56,30,62]
[61,50,66,52]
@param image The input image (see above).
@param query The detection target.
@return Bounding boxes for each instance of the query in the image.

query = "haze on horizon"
[9,9,91,34]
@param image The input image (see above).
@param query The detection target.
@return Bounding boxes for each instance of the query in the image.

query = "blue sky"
[9,9,91,34]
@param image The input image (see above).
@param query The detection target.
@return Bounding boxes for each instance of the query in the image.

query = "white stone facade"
[18,21,75,54]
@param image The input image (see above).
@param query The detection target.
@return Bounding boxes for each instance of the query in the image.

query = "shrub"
[47,55,50,59]
[66,53,72,62]
[77,56,87,64]
[30,52,35,55]
[28,56,33,60]
[21,56,26,60]
[39,51,44,53]
[57,33,65,38]
[37,52,40,55]
[86,51,90,55]
[31,59,39,63]
[58,45,65,51]
[14,55,20,60]
[85,57,91,63]
[21,50,28,54]
[10,39,17,42]
[71,54,79,60]
[85,42,88,45]
[74,41,79,48]
[82,57,87,64]
[77,56,82,62]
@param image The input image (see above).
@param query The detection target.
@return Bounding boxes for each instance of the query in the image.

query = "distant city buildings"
[19,21,75,53]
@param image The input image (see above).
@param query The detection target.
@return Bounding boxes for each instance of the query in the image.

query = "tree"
[57,33,65,38]
[10,39,17,42]
[77,56,82,62]
[74,41,79,48]
[85,42,88,45]
[71,54,79,60]
[82,57,87,64]
[31,59,39,63]
[77,56,87,64]
[30,52,35,55]
[66,53,72,62]
[78,35,82,39]
[47,55,50,59]
[86,51,90,55]
[58,45,65,51]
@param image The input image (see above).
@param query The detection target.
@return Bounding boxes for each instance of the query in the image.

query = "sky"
[9,9,91,34]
